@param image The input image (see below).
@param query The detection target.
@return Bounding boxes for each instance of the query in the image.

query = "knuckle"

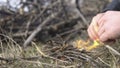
[92,16,96,20]
[106,11,113,14]
[96,13,102,17]
[95,13,103,17]
[106,11,109,13]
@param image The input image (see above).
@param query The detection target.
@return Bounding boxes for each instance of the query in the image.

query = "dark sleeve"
[103,0,120,12]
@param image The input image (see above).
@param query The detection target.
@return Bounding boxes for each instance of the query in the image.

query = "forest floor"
[0,0,120,68]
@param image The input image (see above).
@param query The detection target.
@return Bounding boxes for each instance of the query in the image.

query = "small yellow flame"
[73,19,103,51]
[73,40,90,51]
[73,39,103,51]
[86,40,101,51]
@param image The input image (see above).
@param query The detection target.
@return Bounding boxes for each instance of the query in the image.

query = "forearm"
[103,0,120,12]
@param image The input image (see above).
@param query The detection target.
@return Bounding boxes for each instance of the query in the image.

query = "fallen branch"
[23,12,59,48]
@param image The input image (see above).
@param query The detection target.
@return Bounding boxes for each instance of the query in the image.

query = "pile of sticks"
[0,0,87,47]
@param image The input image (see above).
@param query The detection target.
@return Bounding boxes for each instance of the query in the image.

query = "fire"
[73,39,103,51]
[73,19,104,51]
[87,40,101,51]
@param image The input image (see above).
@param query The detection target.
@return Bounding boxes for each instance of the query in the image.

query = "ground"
[0,0,120,68]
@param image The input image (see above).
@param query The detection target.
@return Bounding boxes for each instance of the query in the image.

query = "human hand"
[87,11,120,42]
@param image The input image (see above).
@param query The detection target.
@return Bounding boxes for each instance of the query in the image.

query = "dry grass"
[0,34,120,68]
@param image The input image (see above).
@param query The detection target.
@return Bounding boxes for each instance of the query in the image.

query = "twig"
[24,16,33,37]
[23,12,59,48]
[0,34,20,46]
[76,0,89,27]
[19,60,67,68]
[0,57,11,62]
[98,57,110,67]
[105,45,120,56]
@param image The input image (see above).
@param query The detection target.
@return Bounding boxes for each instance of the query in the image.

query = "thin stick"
[105,45,120,56]
[23,12,59,48]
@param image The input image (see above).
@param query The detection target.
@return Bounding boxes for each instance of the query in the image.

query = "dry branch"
[23,12,59,47]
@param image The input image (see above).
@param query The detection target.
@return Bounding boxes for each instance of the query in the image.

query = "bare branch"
[23,12,59,47]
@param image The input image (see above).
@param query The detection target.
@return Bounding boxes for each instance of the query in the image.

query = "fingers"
[95,13,104,25]
[91,22,99,40]
[87,20,98,40]
[99,31,109,42]
[87,13,104,40]
[98,21,104,35]
[87,27,94,40]
[99,33,108,42]
[98,25,105,36]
